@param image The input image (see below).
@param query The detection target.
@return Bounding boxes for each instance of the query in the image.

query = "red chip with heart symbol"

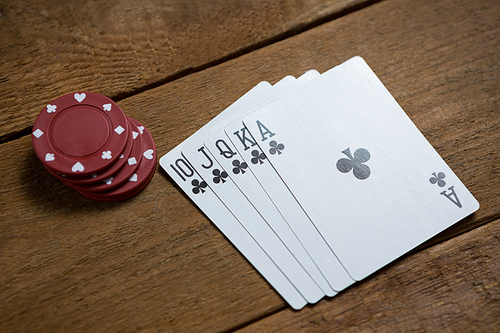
[32,92,156,202]
[32,92,129,176]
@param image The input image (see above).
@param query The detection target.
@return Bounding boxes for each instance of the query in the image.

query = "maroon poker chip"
[45,121,135,184]
[76,161,156,202]
[55,121,135,185]
[64,117,143,193]
[32,92,156,202]
[77,118,157,201]
[32,92,129,176]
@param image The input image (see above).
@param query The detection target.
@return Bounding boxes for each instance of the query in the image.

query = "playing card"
[160,80,309,309]
[224,116,355,292]
[204,120,337,297]
[161,145,307,309]
[243,56,479,281]
[182,141,324,304]
[182,73,329,304]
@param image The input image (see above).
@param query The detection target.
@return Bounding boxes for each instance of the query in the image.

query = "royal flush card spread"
[160,56,479,309]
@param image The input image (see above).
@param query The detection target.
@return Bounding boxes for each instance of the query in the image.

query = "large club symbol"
[232,159,248,174]
[251,149,266,164]
[336,147,371,180]
[191,179,208,194]
[212,168,228,184]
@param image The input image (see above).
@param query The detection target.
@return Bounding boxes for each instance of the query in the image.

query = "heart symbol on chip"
[132,131,139,139]
[103,103,111,111]
[74,93,86,103]
[138,126,144,134]
[143,149,154,160]
[129,174,138,182]
[71,162,85,172]
[45,153,55,161]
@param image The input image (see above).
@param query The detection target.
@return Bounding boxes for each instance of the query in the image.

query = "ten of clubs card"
[159,56,479,310]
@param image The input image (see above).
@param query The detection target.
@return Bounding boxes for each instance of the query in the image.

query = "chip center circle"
[51,106,110,157]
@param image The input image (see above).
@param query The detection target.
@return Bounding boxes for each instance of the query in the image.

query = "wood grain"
[0,0,369,142]
[1,0,499,331]
[237,217,500,332]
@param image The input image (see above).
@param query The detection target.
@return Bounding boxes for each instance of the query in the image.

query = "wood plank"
[237,217,500,332]
[1,0,499,331]
[0,0,369,142]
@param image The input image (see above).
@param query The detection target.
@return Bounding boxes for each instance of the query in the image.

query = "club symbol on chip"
[336,147,371,180]
[251,150,266,165]
[46,104,57,113]
[269,140,285,155]
[429,172,446,187]
[102,151,112,159]
[212,169,228,184]
[232,159,248,174]
[191,179,208,194]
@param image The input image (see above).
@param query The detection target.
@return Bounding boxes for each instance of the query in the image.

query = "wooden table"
[1,0,499,331]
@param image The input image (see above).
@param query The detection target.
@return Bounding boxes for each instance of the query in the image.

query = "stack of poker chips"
[32,92,157,202]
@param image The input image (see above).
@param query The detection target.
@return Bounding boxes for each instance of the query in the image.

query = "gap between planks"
[1,0,383,144]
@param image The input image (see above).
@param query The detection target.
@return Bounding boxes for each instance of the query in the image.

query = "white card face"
[204,125,337,297]
[244,57,479,281]
[180,72,335,304]
[160,81,308,309]
[182,142,324,303]
[224,118,355,292]
[160,145,306,309]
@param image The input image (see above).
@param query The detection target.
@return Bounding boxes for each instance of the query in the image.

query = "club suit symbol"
[251,149,266,164]
[212,168,228,184]
[336,147,371,180]
[232,159,248,174]
[191,179,208,194]
[269,140,285,155]
[429,172,446,187]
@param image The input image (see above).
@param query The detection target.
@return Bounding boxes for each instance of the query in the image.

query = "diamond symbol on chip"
[101,151,112,159]
[33,129,44,138]
[103,103,112,111]
[45,153,55,161]
[114,125,125,135]
[46,104,57,113]
[128,157,137,165]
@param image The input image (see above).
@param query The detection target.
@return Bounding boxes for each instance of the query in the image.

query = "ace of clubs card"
[243,56,479,281]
